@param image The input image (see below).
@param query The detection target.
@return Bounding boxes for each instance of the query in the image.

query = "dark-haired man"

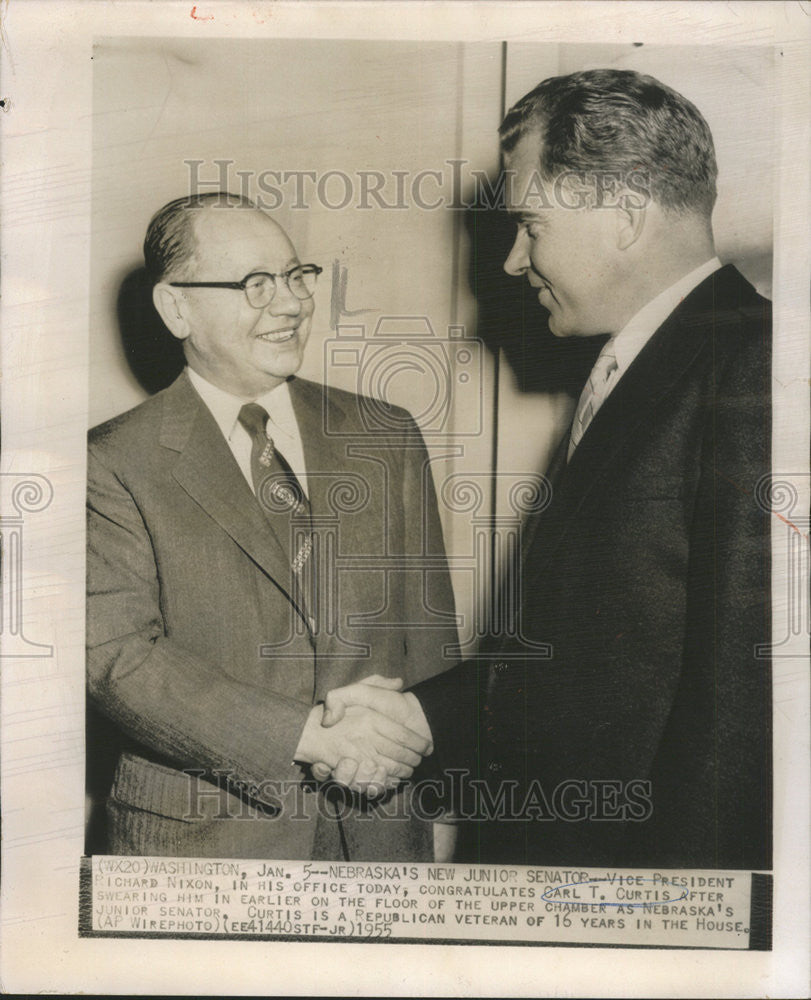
[322,69,772,871]
[86,193,457,860]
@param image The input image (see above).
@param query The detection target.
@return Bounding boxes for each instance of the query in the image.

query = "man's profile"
[321,69,772,872]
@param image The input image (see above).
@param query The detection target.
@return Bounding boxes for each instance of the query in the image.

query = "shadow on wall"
[462,175,607,398]
[117,268,186,395]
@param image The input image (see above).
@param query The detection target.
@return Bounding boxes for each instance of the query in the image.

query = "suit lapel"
[289,378,376,662]
[288,377,343,527]
[289,378,349,653]
[525,267,730,573]
[520,425,569,566]
[159,372,301,608]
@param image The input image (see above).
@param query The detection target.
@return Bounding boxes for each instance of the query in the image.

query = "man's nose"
[503,230,530,277]
[266,280,303,316]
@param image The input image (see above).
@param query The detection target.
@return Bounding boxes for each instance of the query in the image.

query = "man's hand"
[308,674,434,795]
[295,680,432,797]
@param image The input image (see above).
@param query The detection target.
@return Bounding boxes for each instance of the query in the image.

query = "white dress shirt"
[593,256,722,403]
[187,368,309,497]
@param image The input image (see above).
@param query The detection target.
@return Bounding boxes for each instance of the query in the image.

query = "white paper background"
[1,2,808,996]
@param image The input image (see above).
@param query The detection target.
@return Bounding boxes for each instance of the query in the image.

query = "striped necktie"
[567,348,618,460]
[238,402,315,630]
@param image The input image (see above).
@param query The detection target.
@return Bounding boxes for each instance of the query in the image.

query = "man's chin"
[269,354,305,381]
[264,364,301,384]
[546,313,571,339]
[257,342,305,380]
[546,313,598,340]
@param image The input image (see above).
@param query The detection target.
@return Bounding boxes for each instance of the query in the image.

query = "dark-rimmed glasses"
[170,264,322,308]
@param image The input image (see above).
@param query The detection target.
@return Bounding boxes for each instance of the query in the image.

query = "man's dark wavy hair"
[499,68,718,216]
[143,191,257,284]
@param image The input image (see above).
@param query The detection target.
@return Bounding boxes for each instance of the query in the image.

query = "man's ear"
[615,200,646,251]
[153,283,191,341]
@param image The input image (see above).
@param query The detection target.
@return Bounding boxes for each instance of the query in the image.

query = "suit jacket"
[415,265,772,870]
[86,371,458,861]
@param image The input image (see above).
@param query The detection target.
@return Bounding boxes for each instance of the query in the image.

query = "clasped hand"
[295,675,433,797]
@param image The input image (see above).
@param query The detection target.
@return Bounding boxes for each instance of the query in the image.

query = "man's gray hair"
[143,191,257,284]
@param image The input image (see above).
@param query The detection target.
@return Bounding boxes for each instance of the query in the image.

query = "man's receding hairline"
[190,201,287,235]
[179,203,295,276]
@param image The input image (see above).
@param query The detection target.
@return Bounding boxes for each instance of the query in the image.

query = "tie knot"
[238,402,270,439]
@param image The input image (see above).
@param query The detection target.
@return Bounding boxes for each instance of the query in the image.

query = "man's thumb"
[321,693,347,727]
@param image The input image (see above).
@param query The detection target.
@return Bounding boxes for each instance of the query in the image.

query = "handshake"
[294,675,433,798]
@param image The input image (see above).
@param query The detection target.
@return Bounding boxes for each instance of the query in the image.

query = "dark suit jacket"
[87,371,458,861]
[415,265,772,870]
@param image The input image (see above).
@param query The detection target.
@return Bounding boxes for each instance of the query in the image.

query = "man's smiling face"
[174,206,314,397]
[503,132,622,339]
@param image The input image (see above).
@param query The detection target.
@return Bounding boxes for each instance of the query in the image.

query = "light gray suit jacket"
[87,371,458,861]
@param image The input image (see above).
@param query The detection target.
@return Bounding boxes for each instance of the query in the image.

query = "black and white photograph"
[1,2,808,996]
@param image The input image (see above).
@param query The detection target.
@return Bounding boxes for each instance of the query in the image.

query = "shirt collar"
[255,380,298,439]
[186,367,295,442]
[609,257,722,373]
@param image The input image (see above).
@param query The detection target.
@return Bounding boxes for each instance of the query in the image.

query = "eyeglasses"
[170,264,322,308]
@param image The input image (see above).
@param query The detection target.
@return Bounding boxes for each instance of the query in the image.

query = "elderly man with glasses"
[86,192,457,862]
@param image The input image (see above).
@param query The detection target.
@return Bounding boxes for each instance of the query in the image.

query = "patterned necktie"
[238,402,315,630]
[567,347,618,460]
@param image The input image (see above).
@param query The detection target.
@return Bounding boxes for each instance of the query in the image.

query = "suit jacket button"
[493,661,509,675]
[488,761,503,774]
